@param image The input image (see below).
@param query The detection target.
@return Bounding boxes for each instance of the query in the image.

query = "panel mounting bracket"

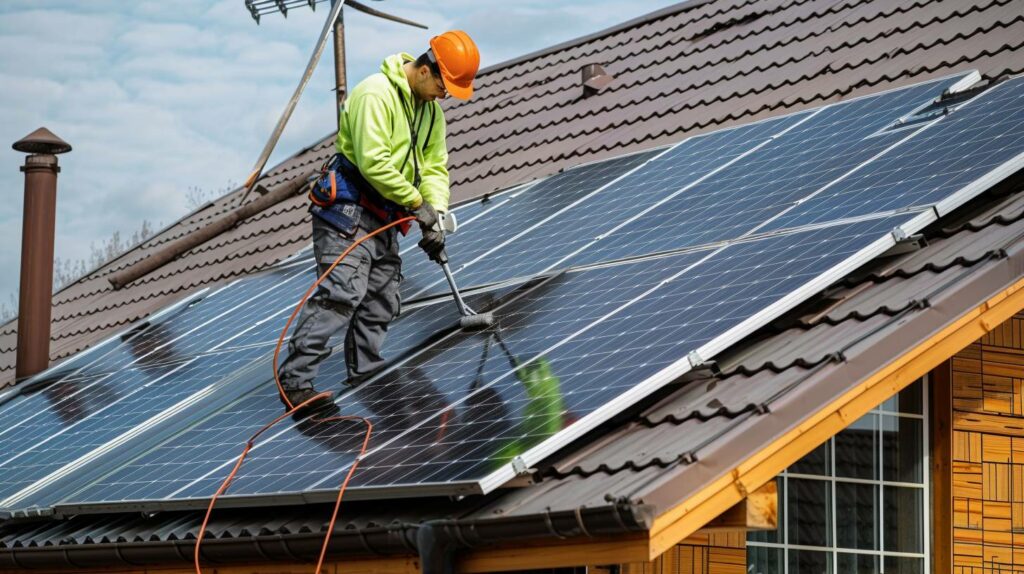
[511,456,530,476]
[686,350,705,369]
[884,229,927,256]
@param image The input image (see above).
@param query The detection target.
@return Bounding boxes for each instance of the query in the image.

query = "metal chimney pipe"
[12,127,71,381]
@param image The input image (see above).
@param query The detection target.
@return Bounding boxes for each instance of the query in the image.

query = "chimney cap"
[13,127,72,155]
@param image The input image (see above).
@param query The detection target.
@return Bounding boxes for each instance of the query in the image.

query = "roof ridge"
[445,0,949,134]
[463,0,717,86]
[446,8,1021,156]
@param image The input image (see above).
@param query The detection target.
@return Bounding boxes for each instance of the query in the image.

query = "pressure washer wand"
[436,250,496,331]
[440,258,474,316]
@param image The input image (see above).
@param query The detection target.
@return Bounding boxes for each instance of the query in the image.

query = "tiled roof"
[1,0,1021,386]
[4,177,1023,568]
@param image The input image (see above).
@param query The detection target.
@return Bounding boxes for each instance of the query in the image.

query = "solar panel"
[567,77,962,266]
[52,287,517,505]
[404,76,969,299]
[5,71,1023,516]
[762,76,1024,230]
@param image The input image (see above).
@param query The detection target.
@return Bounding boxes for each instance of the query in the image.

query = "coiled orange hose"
[195,216,416,574]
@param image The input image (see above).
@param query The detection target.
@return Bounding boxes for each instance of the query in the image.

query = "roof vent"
[12,127,72,155]
[581,63,614,98]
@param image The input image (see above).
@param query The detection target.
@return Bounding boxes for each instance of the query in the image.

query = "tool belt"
[309,153,413,235]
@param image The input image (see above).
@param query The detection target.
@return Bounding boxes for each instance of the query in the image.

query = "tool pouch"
[309,154,359,207]
[310,201,362,236]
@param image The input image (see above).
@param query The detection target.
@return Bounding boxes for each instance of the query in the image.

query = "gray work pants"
[278,212,402,391]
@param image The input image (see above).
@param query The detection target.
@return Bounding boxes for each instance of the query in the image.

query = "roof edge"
[638,236,1024,554]
[0,502,652,571]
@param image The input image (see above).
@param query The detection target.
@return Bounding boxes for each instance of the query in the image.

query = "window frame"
[747,376,931,573]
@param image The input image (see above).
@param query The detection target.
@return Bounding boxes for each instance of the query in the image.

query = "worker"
[277,31,481,411]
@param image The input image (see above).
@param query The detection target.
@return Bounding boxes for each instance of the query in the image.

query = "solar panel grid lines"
[763,75,1024,231]
[732,101,957,241]
[401,147,680,302]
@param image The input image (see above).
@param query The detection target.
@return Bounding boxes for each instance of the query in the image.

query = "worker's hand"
[418,229,446,263]
[412,201,446,262]
[411,201,439,231]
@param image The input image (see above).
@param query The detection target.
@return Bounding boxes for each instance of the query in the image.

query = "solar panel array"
[2,71,1023,516]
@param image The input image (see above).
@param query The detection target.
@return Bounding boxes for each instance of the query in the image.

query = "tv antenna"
[238,0,427,205]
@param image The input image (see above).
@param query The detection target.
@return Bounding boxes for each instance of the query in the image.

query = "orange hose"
[195,216,415,574]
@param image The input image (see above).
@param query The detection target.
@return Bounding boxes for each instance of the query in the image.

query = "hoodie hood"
[382,53,415,111]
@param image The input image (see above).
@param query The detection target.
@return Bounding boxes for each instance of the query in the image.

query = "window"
[748,379,928,573]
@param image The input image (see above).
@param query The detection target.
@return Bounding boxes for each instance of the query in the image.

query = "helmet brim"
[442,76,473,101]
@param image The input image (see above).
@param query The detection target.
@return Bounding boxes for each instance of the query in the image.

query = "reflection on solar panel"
[3,71,1024,515]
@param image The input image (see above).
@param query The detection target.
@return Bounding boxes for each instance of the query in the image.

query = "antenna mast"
[238,0,427,205]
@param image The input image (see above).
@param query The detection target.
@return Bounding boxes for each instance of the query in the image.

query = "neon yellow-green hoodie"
[336,53,450,211]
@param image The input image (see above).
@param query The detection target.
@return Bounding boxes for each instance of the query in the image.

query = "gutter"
[0,502,653,572]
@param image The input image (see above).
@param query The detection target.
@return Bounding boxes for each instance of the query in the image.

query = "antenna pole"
[331,0,347,125]
[238,0,347,205]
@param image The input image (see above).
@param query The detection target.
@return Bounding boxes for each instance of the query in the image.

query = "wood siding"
[621,533,746,574]
[952,315,1024,573]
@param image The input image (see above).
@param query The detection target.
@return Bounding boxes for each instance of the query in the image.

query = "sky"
[0,0,679,307]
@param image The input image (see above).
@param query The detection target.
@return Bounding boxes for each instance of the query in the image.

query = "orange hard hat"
[429,30,480,101]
